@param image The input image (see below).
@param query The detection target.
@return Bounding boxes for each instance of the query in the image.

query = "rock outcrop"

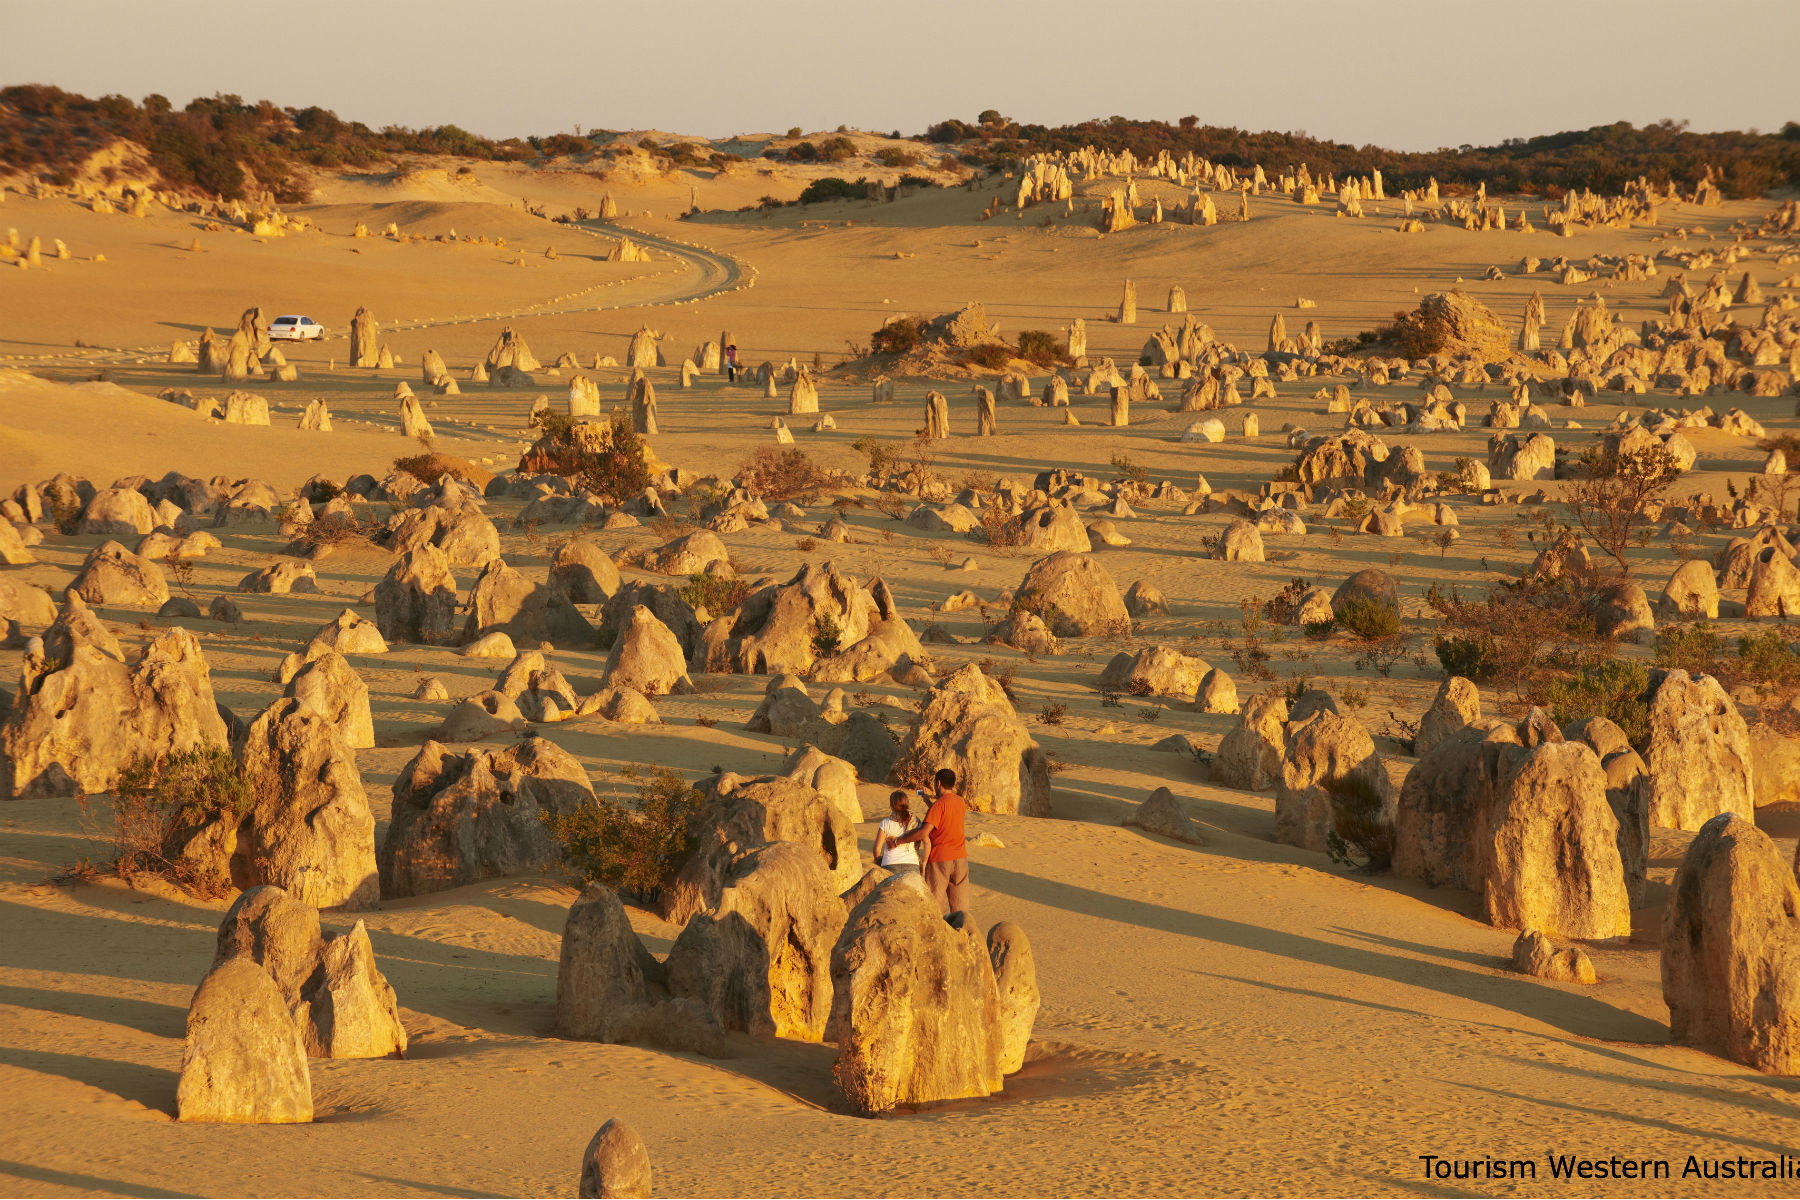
[1274,712,1395,854]
[1662,813,1800,1074]
[1484,741,1630,940]
[578,1119,653,1200]
[382,737,596,897]
[176,958,312,1123]
[231,699,379,910]
[666,841,848,1041]
[663,768,862,924]
[212,885,407,1058]
[891,664,1053,817]
[2,614,228,798]
[1213,693,1288,791]
[987,922,1039,1074]
[600,605,692,696]
[827,873,1005,1115]
[1640,670,1752,831]
[373,544,458,645]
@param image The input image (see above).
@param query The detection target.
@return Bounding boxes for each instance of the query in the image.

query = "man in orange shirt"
[889,767,969,918]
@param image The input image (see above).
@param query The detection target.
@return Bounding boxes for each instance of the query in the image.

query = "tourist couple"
[872,768,970,920]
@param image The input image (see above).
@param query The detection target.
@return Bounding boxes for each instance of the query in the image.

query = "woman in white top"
[872,790,923,874]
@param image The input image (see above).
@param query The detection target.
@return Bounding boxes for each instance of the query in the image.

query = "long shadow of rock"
[977,863,1668,1043]
[0,1044,175,1113]
[0,1159,185,1199]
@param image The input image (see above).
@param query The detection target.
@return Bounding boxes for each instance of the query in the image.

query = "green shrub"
[851,435,901,474]
[811,613,843,658]
[1654,623,1724,677]
[1543,658,1651,745]
[1016,330,1065,366]
[542,767,701,904]
[1434,634,1499,680]
[107,747,257,897]
[796,176,862,203]
[679,573,751,619]
[1109,454,1149,486]
[1336,596,1400,641]
[873,147,920,168]
[965,343,1010,369]
[556,408,652,504]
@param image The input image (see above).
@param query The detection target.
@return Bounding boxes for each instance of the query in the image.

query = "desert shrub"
[1263,578,1313,625]
[1109,454,1149,486]
[679,572,751,619]
[1375,304,1455,358]
[558,408,652,504]
[811,614,843,658]
[973,504,1025,551]
[738,446,826,502]
[1324,773,1394,874]
[1016,330,1066,366]
[965,343,1010,370]
[797,175,863,203]
[1653,622,1724,677]
[870,317,921,356]
[1543,658,1651,745]
[1434,634,1500,680]
[105,747,257,897]
[393,452,482,488]
[1425,576,1603,709]
[852,434,901,475]
[818,136,858,162]
[1565,442,1683,573]
[1759,433,1800,469]
[1009,587,1063,628]
[1336,596,1400,641]
[1037,702,1067,726]
[873,147,920,169]
[887,739,934,791]
[543,767,701,904]
[1657,623,1800,731]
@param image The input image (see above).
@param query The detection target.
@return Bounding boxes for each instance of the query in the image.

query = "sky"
[4,0,1796,151]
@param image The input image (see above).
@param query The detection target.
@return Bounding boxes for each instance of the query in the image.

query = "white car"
[269,314,325,341]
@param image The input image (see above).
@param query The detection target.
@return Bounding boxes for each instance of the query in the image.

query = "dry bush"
[740,446,827,502]
[1565,443,1682,573]
[1427,575,1606,711]
[1037,701,1067,725]
[1375,305,1455,358]
[1016,330,1066,366]
[964,343,1010,370]
[1262,577,1313,625]
[971,504,1025,552]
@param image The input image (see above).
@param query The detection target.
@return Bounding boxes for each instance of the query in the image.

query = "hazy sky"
[6,0,1796,150]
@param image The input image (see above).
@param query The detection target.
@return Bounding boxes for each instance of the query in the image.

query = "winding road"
[14,213,754,368]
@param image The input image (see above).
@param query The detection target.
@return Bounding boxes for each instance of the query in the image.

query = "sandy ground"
[3,158,1800,1197]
